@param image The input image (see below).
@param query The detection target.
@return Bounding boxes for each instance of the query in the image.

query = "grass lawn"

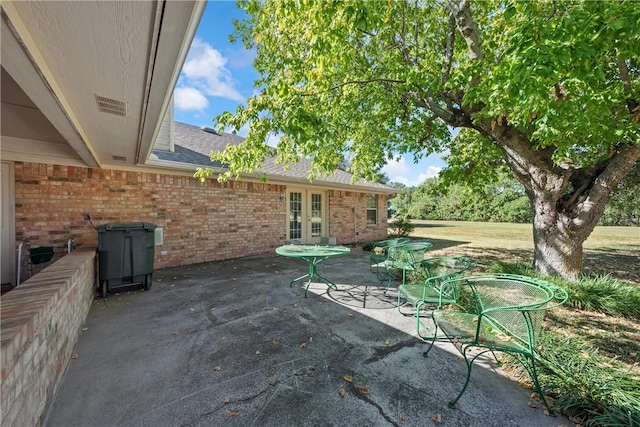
[403,220,640,424]
[409,220,640,284]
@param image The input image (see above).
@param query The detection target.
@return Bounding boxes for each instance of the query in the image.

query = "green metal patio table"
[275,244,351,297]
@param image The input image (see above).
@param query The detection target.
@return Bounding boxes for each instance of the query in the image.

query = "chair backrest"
[422,256,476,283]
[387,242,433,265]
[375,237,410,249]
[450,274,567,350]
[421,257,476,301]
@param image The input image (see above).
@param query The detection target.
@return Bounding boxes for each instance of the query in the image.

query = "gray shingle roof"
[153,144,223,167]
[152,122,393,192]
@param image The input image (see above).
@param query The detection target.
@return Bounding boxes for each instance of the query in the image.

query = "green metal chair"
[383,241,432,290]
[423,274,568,416]
[369,237,410,279]
[397,256,476,339]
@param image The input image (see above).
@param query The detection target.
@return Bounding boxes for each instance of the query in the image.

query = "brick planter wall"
[1,247,96,427]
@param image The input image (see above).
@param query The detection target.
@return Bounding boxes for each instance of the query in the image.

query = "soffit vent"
[112,155,128,162]
[95,94,128,117]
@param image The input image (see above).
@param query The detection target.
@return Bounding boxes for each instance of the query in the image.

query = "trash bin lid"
[96,222,156,232]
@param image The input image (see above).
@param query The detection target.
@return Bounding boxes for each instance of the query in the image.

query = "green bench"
[397,256,476,339]
[423,274,568,416]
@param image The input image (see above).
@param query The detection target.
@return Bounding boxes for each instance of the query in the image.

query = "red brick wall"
[14,162,287,273]
[1,248,96,427]
[14,163,388,274]
[328,190,388,244]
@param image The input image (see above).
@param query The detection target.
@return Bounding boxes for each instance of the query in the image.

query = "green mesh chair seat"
[432,310,530,353]
[398,284,445,307]
[397,256,476,339]
[423,274,568,416]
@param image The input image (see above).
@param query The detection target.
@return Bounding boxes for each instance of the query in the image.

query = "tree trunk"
[531,199,592,281]
[474,121,640,282]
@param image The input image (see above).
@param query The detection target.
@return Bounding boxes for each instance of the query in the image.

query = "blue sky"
[174,1,445,187]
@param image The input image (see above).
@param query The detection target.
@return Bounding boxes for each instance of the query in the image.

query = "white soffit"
[1,1,204,168]
[1,4,100,166]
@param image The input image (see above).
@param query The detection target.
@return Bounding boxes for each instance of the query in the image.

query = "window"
[366,194,377,225]
[311,193,322,237]
[289,192,302,239]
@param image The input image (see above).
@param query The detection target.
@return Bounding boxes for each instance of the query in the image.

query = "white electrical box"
[154,227,164,246]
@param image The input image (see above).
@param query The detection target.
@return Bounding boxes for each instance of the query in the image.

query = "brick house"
[5,120,391,283]
[1,3,392,287]
[0,3,391,424]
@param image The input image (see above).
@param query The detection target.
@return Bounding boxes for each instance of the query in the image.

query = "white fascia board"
[136,0,207,165]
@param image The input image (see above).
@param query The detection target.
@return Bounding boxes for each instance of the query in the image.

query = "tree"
[387,182,411,217]
[199,0,640,280]
[408,173,533,222]
[600,162,640,226]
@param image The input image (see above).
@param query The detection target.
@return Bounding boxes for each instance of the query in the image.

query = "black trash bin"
[97,222,156,298]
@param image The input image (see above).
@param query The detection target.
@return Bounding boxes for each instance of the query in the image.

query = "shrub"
[388,216,415,237]
[559,275,640,319]
[535,333,640,426]
[362,240,377,252]
[486,261,640,319]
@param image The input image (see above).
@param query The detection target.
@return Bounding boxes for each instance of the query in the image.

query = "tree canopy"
[393,166,638,225]
[198,0,640,280]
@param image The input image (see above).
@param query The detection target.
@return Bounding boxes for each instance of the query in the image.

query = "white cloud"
[382,156,442,187]
[382,156,410,176]
[425,166,442,179]
[175,38,244,112]
[174,87,209,111]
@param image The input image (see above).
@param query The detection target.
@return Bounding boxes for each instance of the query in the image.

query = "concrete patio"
[44,248,566,427]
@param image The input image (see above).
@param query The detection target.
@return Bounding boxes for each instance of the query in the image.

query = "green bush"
[536,333,640,426]
[388,216,415,237]
[485,262,640,319]
[362,240,377,252]
[559,275,640,319]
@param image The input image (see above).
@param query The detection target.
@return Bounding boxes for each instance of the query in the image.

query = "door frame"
[1,162,16,286]
[285,187,328,244]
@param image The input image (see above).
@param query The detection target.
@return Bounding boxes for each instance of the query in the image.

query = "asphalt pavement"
[44,247,567,427]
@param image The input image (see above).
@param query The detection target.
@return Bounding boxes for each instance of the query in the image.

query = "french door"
[286,189,326,244]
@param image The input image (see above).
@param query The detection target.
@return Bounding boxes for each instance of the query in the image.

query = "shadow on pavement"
[44,249,568,427]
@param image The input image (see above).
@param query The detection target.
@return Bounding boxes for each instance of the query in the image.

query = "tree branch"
[562,173,598,210]
[617,56,632,94]
[407,88,455,123]
[441,13,456,86]
[617,55,638,116]
[296,78,407,96]
[447,0,484,61]
[574,144,640,227]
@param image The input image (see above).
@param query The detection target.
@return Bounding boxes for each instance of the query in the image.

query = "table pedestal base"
[289,260,337,297]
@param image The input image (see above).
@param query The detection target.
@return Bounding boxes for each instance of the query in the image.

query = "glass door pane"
[289,192,302,240]
[310,193,322,238]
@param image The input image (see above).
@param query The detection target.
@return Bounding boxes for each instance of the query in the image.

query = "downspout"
[353,207,358,245]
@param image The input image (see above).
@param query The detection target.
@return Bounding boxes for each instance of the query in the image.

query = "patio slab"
[44,248,566,426]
